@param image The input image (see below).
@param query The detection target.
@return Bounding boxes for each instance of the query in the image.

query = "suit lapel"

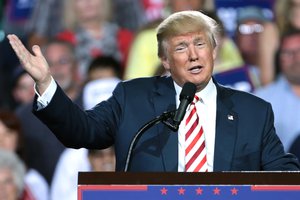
[152,76,178,171]
[150,78,239,171]
[213,84,238,171]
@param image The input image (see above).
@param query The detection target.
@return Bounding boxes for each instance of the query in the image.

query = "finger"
[7,34,23,52]
[7,34,21,55]
[12,34,31,58]
[32,45,43,57]
[7,34,32,66]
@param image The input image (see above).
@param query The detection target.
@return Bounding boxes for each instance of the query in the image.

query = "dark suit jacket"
[34,76,300,171]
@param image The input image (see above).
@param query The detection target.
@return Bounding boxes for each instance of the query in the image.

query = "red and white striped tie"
[184,95,208,172]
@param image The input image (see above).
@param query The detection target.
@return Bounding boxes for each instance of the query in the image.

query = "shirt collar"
[173,78,216,105]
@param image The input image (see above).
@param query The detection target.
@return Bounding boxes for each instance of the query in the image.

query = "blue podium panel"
[78,185,300,200]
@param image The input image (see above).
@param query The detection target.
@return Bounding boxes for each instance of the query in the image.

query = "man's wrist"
[35,76,57,109]
[35,76,53,95]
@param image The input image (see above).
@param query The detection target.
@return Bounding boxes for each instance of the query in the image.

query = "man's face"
[75,0,104,22]
[161,32,216,91]
[13,73,35,104]
[280,34,300,85]
[236,20,263,65]
[45,43,76,90]
[88,148,115,171]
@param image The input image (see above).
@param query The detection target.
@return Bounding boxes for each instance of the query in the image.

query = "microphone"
[173,82,197,130]
[123,82,196,171]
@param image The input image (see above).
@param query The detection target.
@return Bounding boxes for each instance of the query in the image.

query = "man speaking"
[7,10,300,172]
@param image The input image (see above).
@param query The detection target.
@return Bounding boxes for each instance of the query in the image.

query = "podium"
[78,172,300,200]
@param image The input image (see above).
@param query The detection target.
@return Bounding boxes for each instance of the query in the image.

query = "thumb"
[32,45,43,57]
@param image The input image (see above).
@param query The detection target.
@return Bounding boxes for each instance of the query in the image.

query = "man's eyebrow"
[175,41,187,46]
[194,36,205,42]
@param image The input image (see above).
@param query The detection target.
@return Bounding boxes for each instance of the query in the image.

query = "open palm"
[7,34,52,92]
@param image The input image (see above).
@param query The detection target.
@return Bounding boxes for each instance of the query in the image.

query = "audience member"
[11,67,35,110]
[57,0,134,79]
[50,147,115,200]
[197,11,253,92]
[15,39,81,185]
[0,149,26,200]
[85,55,122,82]
[0,110,23,154]
[255,29,300,152]
[74,55,122,109]
[88,148,115,171]
[234,6,271,89]
[257,0,300,86]
[41,38,81,100]
[0,110,49,200]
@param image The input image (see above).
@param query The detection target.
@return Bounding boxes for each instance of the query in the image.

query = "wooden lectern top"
[78,171,300,185]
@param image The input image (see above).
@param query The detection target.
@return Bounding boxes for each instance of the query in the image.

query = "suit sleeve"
[33,83,123,149]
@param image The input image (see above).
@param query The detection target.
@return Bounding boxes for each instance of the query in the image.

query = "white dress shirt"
[174,78,217,172]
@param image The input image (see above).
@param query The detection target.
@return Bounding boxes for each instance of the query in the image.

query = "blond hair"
[63,0,112,30]
[156,10,220,58]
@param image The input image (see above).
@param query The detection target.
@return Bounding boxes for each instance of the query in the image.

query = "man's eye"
[175,46,186,51]
[196,42,205,47]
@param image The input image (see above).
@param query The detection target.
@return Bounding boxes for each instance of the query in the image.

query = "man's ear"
[160,56,170,71]
[213,47,217,60]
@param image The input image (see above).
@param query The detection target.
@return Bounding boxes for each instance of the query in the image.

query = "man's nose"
[189,46,199,61]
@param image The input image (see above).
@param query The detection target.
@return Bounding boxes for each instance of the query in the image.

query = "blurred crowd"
[1,0,300,199]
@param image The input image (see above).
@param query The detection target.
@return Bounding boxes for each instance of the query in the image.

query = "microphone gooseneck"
[124,110,176,172]
[124,82,196,172]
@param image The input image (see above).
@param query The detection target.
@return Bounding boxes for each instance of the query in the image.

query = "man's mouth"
[188,65,203,73]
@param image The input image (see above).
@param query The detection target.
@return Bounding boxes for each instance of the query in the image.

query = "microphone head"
[180,82,197,102]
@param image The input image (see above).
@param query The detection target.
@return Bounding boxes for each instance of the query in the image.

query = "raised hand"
[7,34,52,94]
